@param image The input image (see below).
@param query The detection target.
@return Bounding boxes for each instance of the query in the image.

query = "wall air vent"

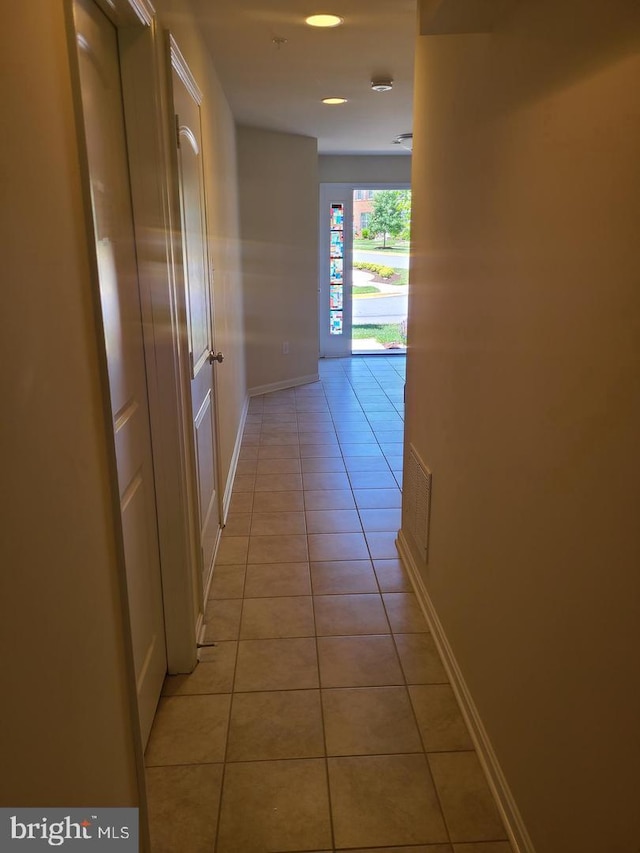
[402,444,432,563]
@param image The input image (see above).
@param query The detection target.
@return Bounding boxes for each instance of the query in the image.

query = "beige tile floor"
[146,356,512,853]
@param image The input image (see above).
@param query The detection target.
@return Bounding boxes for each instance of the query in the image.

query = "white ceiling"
[189,0,417,155]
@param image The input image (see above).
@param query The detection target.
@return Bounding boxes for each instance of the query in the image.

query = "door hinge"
[175,114,181,149]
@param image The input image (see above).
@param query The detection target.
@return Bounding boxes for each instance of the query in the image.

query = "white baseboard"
[248,373,320,397]
[198,399,250,646]
[194,609,205,647]
[201,526,223,611]
[221,394,250,524]
[396,531,536,853]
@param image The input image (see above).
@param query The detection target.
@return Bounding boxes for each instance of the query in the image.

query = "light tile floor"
[146,356,512,853]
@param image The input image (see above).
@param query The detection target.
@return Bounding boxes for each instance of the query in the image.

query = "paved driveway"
[353,293,408,324]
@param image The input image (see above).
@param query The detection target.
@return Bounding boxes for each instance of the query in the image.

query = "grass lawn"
[353,285,380,295]
[352,323,406,346]
[353,238,410,254]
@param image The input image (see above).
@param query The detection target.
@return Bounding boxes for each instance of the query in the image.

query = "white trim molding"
[221,394,250,523]
[178,124,200,155]
[169,34,203,105]
[94,0,155,27]
[248,373,320,398]
[114,6,199,676]
[396,530,537,853]
[127,0,155,26]
[201,526,222,612]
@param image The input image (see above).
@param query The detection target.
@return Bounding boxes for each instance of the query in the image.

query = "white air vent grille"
[402,444,432,563]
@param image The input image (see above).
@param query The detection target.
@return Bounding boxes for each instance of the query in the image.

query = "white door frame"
[69,0,200,680]
[168,34,223,612]
[319,182,411,357]
[117,5,202,674]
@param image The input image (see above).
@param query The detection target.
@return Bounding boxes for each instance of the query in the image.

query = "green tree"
[398,189,412,240]
[368,190,411,247]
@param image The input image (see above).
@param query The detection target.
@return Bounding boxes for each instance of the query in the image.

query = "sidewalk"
[353,269,408,299]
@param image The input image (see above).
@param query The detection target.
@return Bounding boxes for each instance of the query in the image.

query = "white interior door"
[319,184,353,357]
[75,0,166,745]
[171,56,221,594]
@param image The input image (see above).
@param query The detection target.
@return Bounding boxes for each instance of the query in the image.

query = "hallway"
[145,356,511,853]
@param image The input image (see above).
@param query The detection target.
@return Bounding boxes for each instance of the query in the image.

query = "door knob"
[208,350,224,364]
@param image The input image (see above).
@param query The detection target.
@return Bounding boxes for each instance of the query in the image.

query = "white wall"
[406,2,640,852]
[0,1,142,809]
[319,154,411,184]
[238,127,319,391]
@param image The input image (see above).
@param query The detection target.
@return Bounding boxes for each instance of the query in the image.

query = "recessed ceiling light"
[322,97,348,104]
[305,14,344,28]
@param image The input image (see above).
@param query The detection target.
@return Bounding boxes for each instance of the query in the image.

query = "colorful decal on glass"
[330,230,344,258]
[330,285,343,310]
[329,203,344,335]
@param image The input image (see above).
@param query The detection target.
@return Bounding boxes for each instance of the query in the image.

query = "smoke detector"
[371,79,393,92]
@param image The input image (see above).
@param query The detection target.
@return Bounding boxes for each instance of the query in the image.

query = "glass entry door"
[319,183,411,357]
[319,185,353,357]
